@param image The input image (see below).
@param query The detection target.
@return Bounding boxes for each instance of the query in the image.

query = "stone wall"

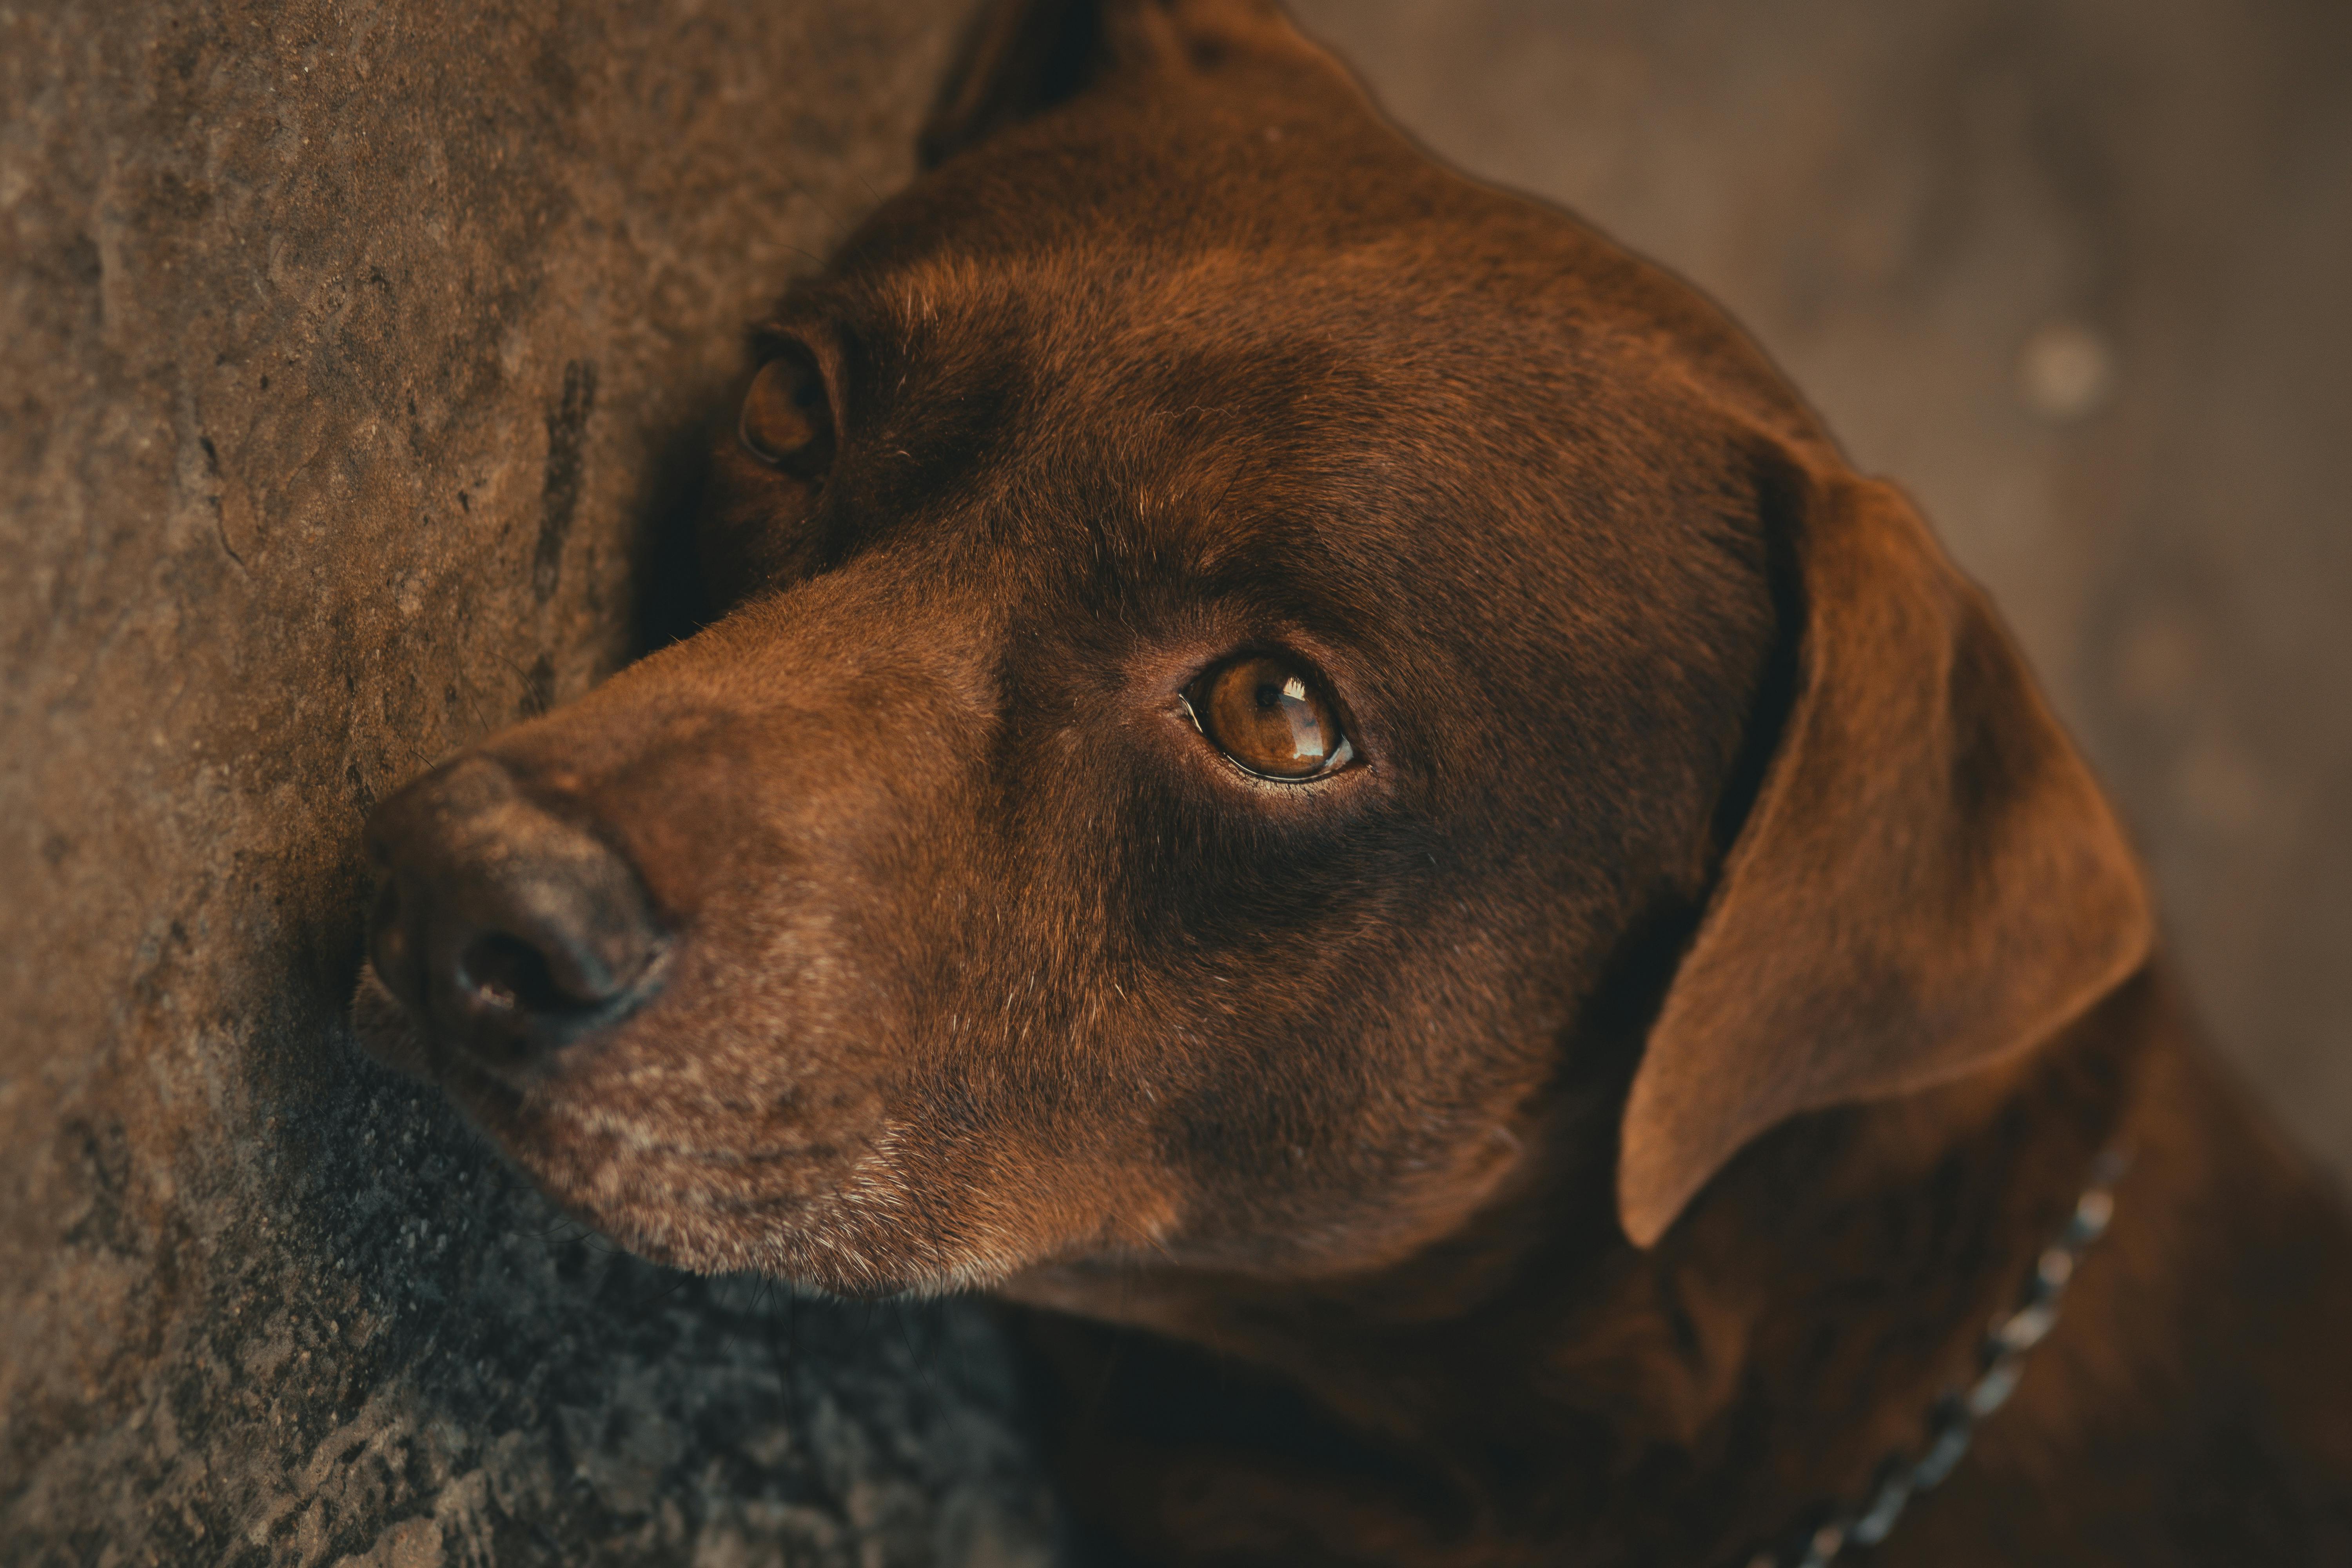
[0,1,1051,1562]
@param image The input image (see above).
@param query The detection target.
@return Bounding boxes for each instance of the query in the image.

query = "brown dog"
[352,2,2352,1562]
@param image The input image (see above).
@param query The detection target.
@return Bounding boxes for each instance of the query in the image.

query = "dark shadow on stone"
[630,398,730,659]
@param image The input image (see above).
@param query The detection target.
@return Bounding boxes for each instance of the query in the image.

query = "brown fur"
[353,2,2352,1561]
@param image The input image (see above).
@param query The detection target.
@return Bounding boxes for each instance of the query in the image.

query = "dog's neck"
[1002,962,2347,1564]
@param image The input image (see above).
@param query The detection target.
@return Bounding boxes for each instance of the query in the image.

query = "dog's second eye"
[1187,656,1355,781]
[739,356,833,474]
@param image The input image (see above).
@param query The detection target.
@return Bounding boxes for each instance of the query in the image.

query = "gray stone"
[0,0,1051,1562]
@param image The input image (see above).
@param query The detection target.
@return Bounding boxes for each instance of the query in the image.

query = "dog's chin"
[501,1177,987,1299]
[347,965,1019,1295]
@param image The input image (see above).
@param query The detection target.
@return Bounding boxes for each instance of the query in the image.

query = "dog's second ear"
[918,0,1331,168]
[1617,461,2156,1247]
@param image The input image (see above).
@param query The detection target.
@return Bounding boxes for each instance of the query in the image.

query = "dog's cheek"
[959,770,1532,1270]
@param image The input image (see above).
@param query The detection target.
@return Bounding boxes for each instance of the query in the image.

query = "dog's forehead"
[805,267,1439,609]
[830,91,1823,436]
[745,94,1828,633]
[800,249,1762,607]
[811,170,1821,544]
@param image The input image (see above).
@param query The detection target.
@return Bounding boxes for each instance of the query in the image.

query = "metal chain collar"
[1741,1149,2131,1568]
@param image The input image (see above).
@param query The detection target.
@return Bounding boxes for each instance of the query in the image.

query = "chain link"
[1742,1149,2130,1568]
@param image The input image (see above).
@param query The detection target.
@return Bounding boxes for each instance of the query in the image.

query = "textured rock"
[0,0,1051,1562]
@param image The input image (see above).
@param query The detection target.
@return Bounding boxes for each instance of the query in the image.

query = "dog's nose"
[364,755,664,1073]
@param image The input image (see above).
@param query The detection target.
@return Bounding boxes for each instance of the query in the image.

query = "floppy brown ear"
[918,0,1328,168]
[1617,462,2156,1247]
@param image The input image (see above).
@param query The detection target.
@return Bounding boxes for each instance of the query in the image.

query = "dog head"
[354,0,2152,1295]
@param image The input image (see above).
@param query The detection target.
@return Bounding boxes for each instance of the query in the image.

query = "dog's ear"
[918,0,1328,168]
[1617,460,2156,1247]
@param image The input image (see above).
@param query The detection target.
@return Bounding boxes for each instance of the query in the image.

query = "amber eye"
[1185,655,1356,780]
[738,354,834,474]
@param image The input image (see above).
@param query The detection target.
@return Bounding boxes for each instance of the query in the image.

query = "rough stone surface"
[0,0,1052,1562]
[1296,0,2352,1190]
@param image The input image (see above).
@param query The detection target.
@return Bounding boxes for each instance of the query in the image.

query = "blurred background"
[1296,0,2352,1191]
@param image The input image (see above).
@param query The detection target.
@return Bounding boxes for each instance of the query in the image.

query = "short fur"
[354,2,2352,1562]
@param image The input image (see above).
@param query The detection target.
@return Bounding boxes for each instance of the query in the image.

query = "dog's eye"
[739,354,834,474]
[1185,656,1355,781]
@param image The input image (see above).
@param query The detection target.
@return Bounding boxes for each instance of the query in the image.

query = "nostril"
[458,932,567,1018]
[441,884,662,1052]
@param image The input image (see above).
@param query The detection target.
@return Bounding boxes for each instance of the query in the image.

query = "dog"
[352,1,2352,1561]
